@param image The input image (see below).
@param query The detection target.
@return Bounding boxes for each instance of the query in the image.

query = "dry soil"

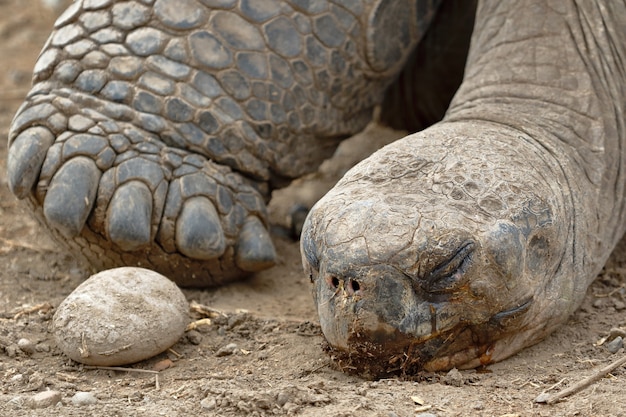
[0,1,624,416]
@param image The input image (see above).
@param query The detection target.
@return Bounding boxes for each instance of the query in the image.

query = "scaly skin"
[7,0,438,286]
[302,0,626,377]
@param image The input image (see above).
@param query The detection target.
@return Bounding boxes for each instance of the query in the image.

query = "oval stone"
[52,267,189,366]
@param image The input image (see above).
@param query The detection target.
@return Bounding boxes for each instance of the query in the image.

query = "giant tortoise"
[7,0,626,377]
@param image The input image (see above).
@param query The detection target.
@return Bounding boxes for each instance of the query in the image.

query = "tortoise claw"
[7,126,55,198]
[43,156,101,237]
[176,196,226,260]
[235,216,276,272]
[107,181,153,251]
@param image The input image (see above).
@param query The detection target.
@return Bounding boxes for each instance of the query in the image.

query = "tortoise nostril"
[326,276,361,293]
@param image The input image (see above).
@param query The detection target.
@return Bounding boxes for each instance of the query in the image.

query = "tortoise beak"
[312,263,446,377]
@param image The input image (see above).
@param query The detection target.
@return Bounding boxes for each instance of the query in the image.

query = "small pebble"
[153,358,174,371]
[200,397,217,410]
[17,338,35,354]
[444,368,464,387]
[35,343,51,353]
[609,328,626,339]
[186,330,202,344]
[228,314,247,329]
[606,336,624,354]
[71,391,97,406]
[216,343,238,357]
[8,396,24,408]
[614,300,626,311]
[5,344,19,357]
[276,391,292,407]
[415,413,437,417]
[255,397,272,409]
[28,390,62,409]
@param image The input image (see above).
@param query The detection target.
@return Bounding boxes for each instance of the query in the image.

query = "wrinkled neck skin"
[448,1,626,289]
[302,0,626,376]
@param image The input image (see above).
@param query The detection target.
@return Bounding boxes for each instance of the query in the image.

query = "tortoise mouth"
[322,296,535,379]
[324,325,461,379]
[323,319,490,379]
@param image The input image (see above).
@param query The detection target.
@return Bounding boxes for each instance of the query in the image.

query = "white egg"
[52,267,189,366]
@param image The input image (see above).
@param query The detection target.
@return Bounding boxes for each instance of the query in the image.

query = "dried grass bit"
[410,395,425,405]
[12,302,53,320]
[186,318,212,331]
[189,301,226,318]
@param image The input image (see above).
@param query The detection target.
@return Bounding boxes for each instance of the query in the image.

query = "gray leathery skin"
[302,0,626,375]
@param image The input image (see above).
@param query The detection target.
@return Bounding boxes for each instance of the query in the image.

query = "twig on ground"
[168,348,182,358]
[12,302,53,320]
[305,362,328,375]
[544,377,566,393]
[83,365,159,374]
[594,284,625,298]
[414,405,432,413]
[83,365,161,389]
[535,354,626,404]
[517,379,540,389]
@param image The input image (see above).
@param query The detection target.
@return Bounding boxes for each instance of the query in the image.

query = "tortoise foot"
[8,106,275,286]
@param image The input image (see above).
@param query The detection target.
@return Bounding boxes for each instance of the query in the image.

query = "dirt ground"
[0,1,625,416]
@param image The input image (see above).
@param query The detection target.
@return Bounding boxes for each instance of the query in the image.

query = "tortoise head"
[301,122,575,378]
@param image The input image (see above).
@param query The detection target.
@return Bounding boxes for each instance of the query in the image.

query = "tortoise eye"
[423,241,475,293]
